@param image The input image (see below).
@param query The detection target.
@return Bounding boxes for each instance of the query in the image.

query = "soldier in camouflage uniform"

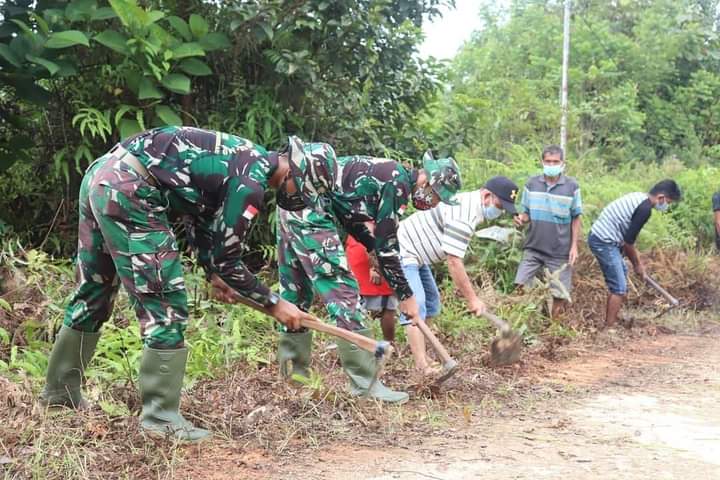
[276,153,462,403]
[39,126,334,442]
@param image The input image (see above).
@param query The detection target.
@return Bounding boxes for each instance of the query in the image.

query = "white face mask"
[482,194,502,220]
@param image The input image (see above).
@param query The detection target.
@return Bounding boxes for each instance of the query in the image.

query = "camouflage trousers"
[277,207,365,332]
[63,152,188,349]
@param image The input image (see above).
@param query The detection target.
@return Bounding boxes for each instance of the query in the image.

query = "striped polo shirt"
[398,191,485,266]
[520,175,582,258]
[590,192,649,246]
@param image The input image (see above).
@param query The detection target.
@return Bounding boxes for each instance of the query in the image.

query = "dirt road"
[204,333,719,480]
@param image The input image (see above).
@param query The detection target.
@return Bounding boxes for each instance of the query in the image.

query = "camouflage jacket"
[330,155,417,300]
[122,126,275,306]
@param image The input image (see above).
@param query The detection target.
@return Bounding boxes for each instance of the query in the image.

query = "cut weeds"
[1,243,719,479]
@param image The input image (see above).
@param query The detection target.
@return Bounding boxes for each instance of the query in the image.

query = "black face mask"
[276,177,307,211]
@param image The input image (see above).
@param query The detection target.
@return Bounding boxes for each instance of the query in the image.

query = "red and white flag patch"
[398,204,407,216]
[243,205,259,220]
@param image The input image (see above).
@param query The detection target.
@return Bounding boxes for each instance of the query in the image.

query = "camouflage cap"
[422,151,462,205]
[287,136,338,209]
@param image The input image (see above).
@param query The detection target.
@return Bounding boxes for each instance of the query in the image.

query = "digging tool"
[414,320,458,385]
[215,285,392,392]
[644,274,680,319]
[481,311,522,366]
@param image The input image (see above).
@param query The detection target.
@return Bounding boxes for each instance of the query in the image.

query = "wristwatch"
[265,292,280,309]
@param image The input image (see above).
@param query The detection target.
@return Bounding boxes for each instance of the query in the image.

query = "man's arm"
[446,254,485,314]
[197,176,273,305]
[569,216,582,265]
[622,199,652,277]
[713,193,720,250]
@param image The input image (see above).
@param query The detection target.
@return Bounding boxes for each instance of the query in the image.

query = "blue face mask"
[655,201,669,212]
[483,204,502,220]
[543,164,564,177]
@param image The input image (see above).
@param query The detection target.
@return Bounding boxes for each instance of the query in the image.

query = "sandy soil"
[184,333,720,480]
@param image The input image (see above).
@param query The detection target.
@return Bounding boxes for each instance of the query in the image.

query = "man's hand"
[634,263,646,279]
[210,274,241,304]
[467,298,487,316]
[399,296,421,325]
[568,244,578,266]
[269,298,312,331]
[513,213,529,227]
[369,267,382,285]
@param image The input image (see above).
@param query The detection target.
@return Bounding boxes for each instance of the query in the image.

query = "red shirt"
[345,235,394,296]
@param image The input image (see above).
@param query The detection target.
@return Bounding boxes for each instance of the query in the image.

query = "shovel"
[482,311,522,366]
[644,274,680,319]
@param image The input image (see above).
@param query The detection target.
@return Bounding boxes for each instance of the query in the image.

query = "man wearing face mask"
[588,180,682,328]
[513,145,582,318]
[274,150,461,402]
[397,176,518,373]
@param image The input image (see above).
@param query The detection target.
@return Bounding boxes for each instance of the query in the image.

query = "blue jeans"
[399,263,442,326]
[588,233,628,295]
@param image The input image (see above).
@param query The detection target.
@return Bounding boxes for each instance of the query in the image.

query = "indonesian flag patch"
[243,205,259,220]
[398,204,407,216]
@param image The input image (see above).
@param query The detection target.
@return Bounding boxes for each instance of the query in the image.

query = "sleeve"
[195,176,272,306]
[520,186,530,214]
[571,186,583,217]
[372,182,413,301]
[712,192,720,211]
[623,199,652,245]
[343,221,375,252]
[441,219,474,259]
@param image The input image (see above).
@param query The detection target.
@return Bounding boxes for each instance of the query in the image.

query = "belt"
[110,144,158,187]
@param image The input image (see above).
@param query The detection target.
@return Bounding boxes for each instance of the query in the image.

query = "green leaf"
[94,30,130,55]
[147,10,166,25]
[55,60,78,77]
[114,104,135,126]
[25,54,60,75]
[46,30,90,49]
[179,58,212,76]
[91,7,117,21]
[8,78,51,105]
[155,105,182,126]
[189,14,209,38]
[0,44,22,68]
[166,16,192,42]
[171,42,204,59]
[199,32,230,51]
[66,0,96,21]
[29,12,50,35]
[138,77,164,100]
[161,73,191,94]
[10,20,34,37]
[109,0,148,30]
[119,118,142,140]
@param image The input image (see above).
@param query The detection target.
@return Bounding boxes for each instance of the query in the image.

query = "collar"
[542,174,566,186]
[267,150,280,177]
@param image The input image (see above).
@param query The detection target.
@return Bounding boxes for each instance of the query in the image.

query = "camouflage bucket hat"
[287,136,338,209]
[422,151,462,205]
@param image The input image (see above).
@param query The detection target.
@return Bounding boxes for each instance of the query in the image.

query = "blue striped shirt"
[520,175,582,258]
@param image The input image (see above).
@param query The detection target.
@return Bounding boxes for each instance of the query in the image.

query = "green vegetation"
[1,2,719,476]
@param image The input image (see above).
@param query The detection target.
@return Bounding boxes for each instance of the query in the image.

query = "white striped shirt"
[590,192,648,245]
[398,191,485,265]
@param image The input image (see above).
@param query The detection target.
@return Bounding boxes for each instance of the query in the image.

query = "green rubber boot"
[39,325,101,409]
[278,330,312,379]
[337,329,408,404]
[139,347,211,442]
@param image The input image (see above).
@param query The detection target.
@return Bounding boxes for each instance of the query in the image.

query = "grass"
[1,235,719,478]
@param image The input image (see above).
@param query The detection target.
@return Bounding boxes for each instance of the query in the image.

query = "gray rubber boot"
[139,347,211,442]
[337,329,408,404]
[278,330,312,379]
[39,325,101,409]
